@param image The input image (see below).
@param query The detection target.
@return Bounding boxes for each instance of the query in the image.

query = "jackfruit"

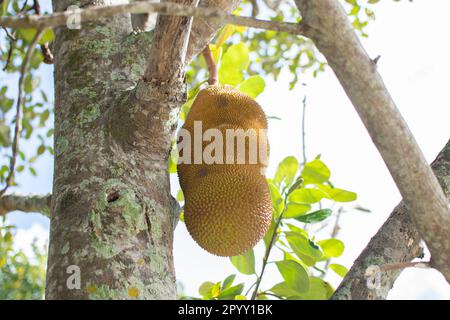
[177,85,272,257]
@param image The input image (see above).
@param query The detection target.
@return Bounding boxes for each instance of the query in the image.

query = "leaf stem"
[251,197,288,300]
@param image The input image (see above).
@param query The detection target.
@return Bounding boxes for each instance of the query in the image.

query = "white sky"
[5,0,450,299]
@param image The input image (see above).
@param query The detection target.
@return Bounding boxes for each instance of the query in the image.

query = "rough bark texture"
[333,139,450,299]
[295,0,450,283]
[45,0,223,300]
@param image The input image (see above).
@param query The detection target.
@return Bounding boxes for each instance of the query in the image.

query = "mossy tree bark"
[45,0,240,300]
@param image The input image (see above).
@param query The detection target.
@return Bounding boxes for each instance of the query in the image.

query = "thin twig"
[0,29,44,197]
[378,261,430,272]
[301,95,307,164]
[202,45,218,85]
[2,26,15,41]
[0,1,305,36]
[251,198,288,300]
[2,30,16,71]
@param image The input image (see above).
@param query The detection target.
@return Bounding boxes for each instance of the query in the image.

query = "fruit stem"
[202,45,218,85]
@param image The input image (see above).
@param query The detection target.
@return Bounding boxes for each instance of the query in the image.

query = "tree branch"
[295,0,450,283]
[333,139,450,299]
[0,194,51,217]
[186,0,241,63]
[144,0,199,83]
[0,1,304,36]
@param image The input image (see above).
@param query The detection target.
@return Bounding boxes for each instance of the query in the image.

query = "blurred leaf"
[318,238,345,258]
[301,158,330,185]
[283,202,311,219]
[274,156,299,188]
[218,43,249,85]
[0,122,11,147]
[268,180,284,216]
[198,281,214,296]
[215,25,237,48]
[176,189,184,202]
[287,277,334,300]
[29,167,37,176]
[288,188,327,204]
[318,185,357,202]
[295,209,332,224]
[286,232,323,266]
[275,260,309,293]
[230,249,255,275]
[221,274,236,290]
[39,29,55,44]
[218,283,244,300]
[238,75,265,98]
[263,219,277,248]
[1,0,10,16]
[329,263,348,277]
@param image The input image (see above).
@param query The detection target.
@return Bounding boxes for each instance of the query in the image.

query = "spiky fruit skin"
[178,85,272,257]
[184,170,272,256]
[178,85,269,191]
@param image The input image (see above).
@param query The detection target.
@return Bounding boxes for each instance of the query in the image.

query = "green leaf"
[295,209,332,224]
[24,74,40,94]
[209,282,221,299]
[39,28,55,44]
[285,224,309,238]
[282,202,311,219]
[218,283,244,300]
[318,185,357,202]
[263,219,278,248]
[285,232,323,266]
[286,177,304,195]
[37,145,46,156]
[29,167,37,176]
[0,123,11,147]
[329,263,348,277]
[238,75,265,98]
[17,28,37,42]
[221,274,236,290]
[230,249,255,275]
[167,143,178,173]
[301,158,331,185]
[218,43,250,85]
[318,239,345,258]
[198,281,214,296]
[274,156,299,188]
[275,260,309,293]
[268,180,284,216]
[17,28,54,45]
[288,188,328,204]
[287,277,334,300]
[1,0,10,16]
[176,189,184,202]
[269,281,301,298]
